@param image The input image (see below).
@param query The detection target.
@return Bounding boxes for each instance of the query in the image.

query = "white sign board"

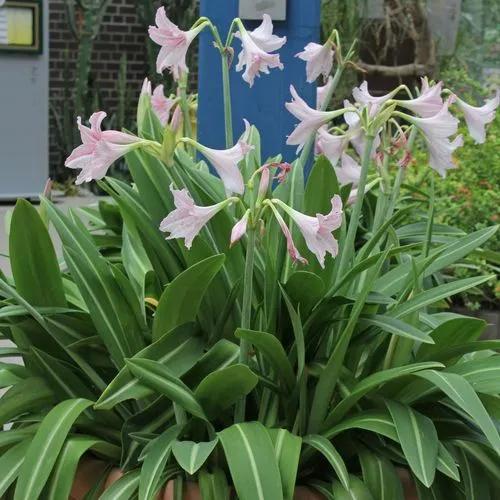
[239,0,286,21]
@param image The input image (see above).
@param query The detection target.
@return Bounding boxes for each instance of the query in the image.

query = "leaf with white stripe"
[172,439,218,475]
[416,370,500,454]
[14,398,93,500]
[139,425,182,500]
[359,448,404,500]
[0,440,29,496]
[95,323,203,409]
[100,469,140,500]
[267,429,302,500]
[126,358,206,420]
[218,422,283,500]
[386,401,438,487]
[303,434,350,490]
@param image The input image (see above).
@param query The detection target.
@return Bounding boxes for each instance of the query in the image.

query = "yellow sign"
[0,1,40,52]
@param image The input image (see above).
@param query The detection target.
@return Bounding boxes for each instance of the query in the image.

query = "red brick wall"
[49,0,149,178]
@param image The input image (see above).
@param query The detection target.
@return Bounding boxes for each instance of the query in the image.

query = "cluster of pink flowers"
[64,8,499,269]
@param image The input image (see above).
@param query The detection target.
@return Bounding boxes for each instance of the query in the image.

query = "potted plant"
[1,9,499,500]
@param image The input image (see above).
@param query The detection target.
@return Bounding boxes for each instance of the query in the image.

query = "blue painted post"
[197,0,321,168]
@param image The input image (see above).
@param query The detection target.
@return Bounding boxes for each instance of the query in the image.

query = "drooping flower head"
[286,86,344,152]
[151,84,176,126]
[274,196,343,268]
[160,184,235,249]
[65,112,143,185]
[230,210,250,247]
[192,120,253,195]
[149,7,204,79]
[315,127,349,167]
[335,153,362,186]
[405,98,462,176]
[454,91,499,144]
[397,78,444,118]
[236,19,284,87]
[296,42,334,83]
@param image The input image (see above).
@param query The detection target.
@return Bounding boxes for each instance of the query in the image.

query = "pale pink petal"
[412,98,459,138]
[317,76,334,110]
[296,42,334,83]
[277,196,343,268]
[271,207,307,265]
[141,78,152,97]
[149,7,202,79]
[286,85,338,152]
[230,210,250,246]
[316,127,348,167]
[426,134,463,177]
[160,184,229,249]
[455,91,499,144]
[247,14,286,52]
[398,78,443,118]
[335,153,362,186]
[151,85,175,126]
[352,81,396,107]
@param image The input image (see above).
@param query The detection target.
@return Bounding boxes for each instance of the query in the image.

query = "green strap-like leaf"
[46,436,120,500]
[194,364,258,418]
[0,440,30,497]
[9,199,66,307]
[96,323,203,409]
[267,428,302,500]
[172,439,218,475]
[359,448,404,500]
[331,475,375,500]
[218,422,284,500]
[235,329,295,390]
[198,468,230,500]
[126,358,206,420]
[139,425,182,500]
[152,254,225,341]
[14,398,93,500]
[324,362,443,427]
[99,469,140,500]
[386,400,438,487]
[361,315,434,343]
[303,434,350,490]
[416,370,500,454]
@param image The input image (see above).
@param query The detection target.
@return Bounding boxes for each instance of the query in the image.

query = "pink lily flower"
[230,210,250,247]
[275,196,343,268]
[195,120,253,195]
[397,78,443,118]
[286,85,341,152]
[317,76,334,110]
[236,14,286,53]
[316,127,349,167]
[149,7,204,79]
[296,42,334,83]
[151,84,175,126]
[426,134,463,177]
[335,153,362,186]
[160,185,235,249]
[268,203,307,265]
[236,23,284,87]
[406,99,461,176]
[454,91,499,144]
[65,111,143,185]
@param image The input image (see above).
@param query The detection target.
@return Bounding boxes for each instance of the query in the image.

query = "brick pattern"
[49,0,149,178]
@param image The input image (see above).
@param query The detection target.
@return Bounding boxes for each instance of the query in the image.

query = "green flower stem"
[234,225,257,423]
[386,126,418,220]
[336,134,375,281]
[221,51,234,148]
[178,76,194,155]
